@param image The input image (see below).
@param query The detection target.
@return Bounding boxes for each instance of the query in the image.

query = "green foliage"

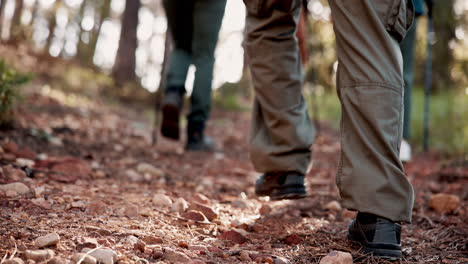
[0,60,31,125]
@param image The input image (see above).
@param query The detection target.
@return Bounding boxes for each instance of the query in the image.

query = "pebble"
[124,169,144,182]
[72,253,97,264]
[3,165,26,181]
[259,204,272,215]
[0,182,29,197]
[134,240,146,252]
[284,234,303,245]
[164,248,191,263]
[189,203,218,221]
[75,237,99,252]
[193,193,210,205]
[125,235,138,245]
[274,256,291,264]
[152,193,172,207]
[188,245,208,253]
[136,163,164,178]
[16,158,35,168]
[231,199,248,209]
[240,250,252,261]
[123,205,139,218]
[46,257,67,264]
[172,197,189,213]
[319,251,353,264]
[35,232,61,248]
[82,248,118,264]
[86,201,108,215]
[430,193,460,214]
[219,230,247,244]
[188,260,206,264]
[3,258,24,264]
[183,210,208,222]
[141,235,163,244]
[325,201,342,212]
[24,249,55,262]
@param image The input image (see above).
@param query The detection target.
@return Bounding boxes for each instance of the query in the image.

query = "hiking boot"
[348,212,403,260]
[161,88,184,140]
[185,121,216,152]
[255,172,307,200]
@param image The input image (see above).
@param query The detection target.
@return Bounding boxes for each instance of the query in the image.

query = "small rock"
[319,251,353,264]
[172,197,189,213]
[86,201,108,215]
[189,203,218,221]
[240,250,252,261]
[188,260,206,264]
[136,163,164,178]
[50,158,91,182]
[16,158,35,168]
[152,193,172,207]
[183,210,208,222]
[0,182,30,197]
[134,239,146,252]
[46,257,67,264]
[124,205,139,218]
[325,201,342,212]
[72,253,97,264]
[35,232,60,248]
[188,245,208,252]
[219,230,247,244]
[284,234,303,245]
[82,248,117,264]
[430,193,460,214]
[142,235,163,244]
[274,256,291,264]
[125,235,139,245]
[124,169,144,182]
[178,241,189,248]
[3,258,24,264]
[152,250,164,259]
[259,204,272,215]
[3,165,26,181]
[164,248,191,263]
[153,230,165,237]
[31,197,52,209]
[193,193,210,205]
[75,237,99,252]
[24,249,55,262]
[231,199,248,209]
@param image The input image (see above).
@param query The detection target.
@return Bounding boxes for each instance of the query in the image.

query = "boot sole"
[347,234,402,260]
[269,186,307,201]
[161,103,180,140]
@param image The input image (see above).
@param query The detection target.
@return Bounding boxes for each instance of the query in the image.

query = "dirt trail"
[0,85,466,264]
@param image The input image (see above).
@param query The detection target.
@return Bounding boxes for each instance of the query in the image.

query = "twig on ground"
[77,245,103,264]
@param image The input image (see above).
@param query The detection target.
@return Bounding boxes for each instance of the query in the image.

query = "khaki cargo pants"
[244,0,415,223]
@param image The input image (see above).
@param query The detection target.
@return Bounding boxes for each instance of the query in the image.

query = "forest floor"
[0,45,467,264]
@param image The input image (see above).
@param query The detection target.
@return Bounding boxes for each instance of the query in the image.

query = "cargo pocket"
[385,0,415,42]
[243,0,294,17]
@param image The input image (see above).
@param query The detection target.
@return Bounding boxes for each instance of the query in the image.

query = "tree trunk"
[29,0,40,26]
[76,0,88,60]
[45,0,61,53]
[10,0,24,41]
[86,0,111,64]
[0,0,7,37]
[112,0,141,85]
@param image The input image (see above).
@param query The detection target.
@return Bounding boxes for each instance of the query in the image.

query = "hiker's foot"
[161,89,184,140]
[255,171,307,200]
[348,212,403,260]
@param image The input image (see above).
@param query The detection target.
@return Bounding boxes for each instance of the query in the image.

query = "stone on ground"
[319,251,353,264]
[72,253,97,264]
[24,249,55,262]
[430,193,460,214]
[35,232,61,248]
[82,248,118,264]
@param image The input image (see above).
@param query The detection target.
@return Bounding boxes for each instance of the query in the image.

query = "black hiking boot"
[185,121,216,152]
[348,212,403,260]
[161,87,184,140]
[255,171,307,200]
